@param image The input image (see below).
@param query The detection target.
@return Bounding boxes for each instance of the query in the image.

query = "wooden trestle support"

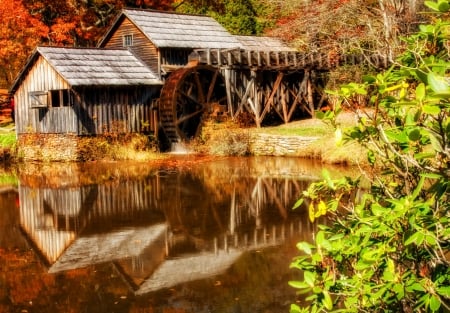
[159,48,388,142]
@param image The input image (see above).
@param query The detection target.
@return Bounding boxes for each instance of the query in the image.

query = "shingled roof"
[101,9,242,49]
[10,47,161,92]
[38,47,161,86]
[235,35,296,52]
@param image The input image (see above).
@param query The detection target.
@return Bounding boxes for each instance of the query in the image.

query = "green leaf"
[438,0,450,12]
[292,198,304,210]
[289,303,302,313]
[424,1,440,12]
[322,290,333,310]
[408,128,421,141]
[289,280,310,289]
[406,282,426,292]
[316,231,325,246]
[428,72,450,94]
[423,104,441,115]
[367,150,376,165]
[405,232,425,245]
[437,286,450,297]
[429,295,441,311]
[297,242,313,255]
[416,83,426,101]
[304,271,316,287]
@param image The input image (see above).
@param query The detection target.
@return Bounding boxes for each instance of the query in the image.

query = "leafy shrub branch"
[290,2,450,312]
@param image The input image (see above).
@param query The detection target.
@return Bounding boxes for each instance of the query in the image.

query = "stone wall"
[18,134,80,161]
[248,133,319,156]
[17,132,321,161]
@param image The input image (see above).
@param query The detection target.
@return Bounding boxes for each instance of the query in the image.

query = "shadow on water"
[0,156,356,313]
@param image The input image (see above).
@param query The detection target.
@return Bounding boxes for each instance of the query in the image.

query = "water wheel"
[159,65,227,143]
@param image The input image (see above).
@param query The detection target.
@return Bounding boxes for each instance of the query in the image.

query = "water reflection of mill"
[18,159,317,295]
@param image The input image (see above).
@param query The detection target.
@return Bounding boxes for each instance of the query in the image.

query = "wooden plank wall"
[15,57,76,134]
[102,18,161,75]
[74,85,160,135]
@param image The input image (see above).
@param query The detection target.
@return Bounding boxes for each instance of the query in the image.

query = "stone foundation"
[18,133,81,162]
[248,133,319,156]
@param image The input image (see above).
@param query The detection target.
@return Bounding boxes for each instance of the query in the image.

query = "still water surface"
[0,156,353,313]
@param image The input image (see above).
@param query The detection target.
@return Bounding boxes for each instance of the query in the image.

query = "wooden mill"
[10,8,377,150]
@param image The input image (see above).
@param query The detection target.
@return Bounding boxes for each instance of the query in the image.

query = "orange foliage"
[0,0,49,86]
[0,0,178,88]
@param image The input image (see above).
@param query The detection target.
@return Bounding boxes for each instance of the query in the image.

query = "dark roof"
[100,9,241,49]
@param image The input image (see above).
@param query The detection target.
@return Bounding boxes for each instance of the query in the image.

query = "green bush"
[289,2,450,312]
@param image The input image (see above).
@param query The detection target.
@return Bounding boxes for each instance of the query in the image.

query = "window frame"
[123,34,133,47]
[29,89,72,109]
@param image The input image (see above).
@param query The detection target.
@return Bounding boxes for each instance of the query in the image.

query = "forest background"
[0,0,428,91]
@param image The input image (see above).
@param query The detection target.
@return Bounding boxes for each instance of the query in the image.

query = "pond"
[0,156,355,313]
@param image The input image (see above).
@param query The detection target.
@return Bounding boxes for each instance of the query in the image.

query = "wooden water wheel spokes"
[159,65,227,143]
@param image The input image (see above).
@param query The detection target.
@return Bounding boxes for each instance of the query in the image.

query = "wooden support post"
[217,49,222,66]
[259,72,284,124]
[207,48,211,65]
[224,69,234,116]
[227,51,233,66]
[307,70,315,118]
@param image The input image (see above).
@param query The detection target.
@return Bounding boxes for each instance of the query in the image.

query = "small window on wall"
[49,89,71,107]
[29,91,48,108]
[123,34,133,47]
[29,89,72,109]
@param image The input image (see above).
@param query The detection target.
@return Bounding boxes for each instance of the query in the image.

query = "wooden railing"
[190,48,390,70]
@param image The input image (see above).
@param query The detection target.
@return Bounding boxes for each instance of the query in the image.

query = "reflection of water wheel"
[159,65,227,143]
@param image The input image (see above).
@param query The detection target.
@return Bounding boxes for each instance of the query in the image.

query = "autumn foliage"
[0,0,176,89]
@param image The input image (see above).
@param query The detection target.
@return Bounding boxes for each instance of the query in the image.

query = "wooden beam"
[259,72,284,124]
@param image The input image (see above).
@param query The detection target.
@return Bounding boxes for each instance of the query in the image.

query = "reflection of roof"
[48,224,167,273]
[109,9,242,49]
[135,249,243,295]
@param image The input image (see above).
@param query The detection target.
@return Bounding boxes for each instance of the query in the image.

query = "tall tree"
[268,0,425,63]
[0,0,49,87]
[174,0,274,35]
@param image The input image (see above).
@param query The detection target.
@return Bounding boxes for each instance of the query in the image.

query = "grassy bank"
[0,114,366,166]
[197,113,367,166]
[254,113,367,166]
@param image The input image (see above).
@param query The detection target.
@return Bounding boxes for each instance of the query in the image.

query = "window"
[123,34,133,47]
[49,89,71,107]
[29,91,48,108]
[29,89,72,108]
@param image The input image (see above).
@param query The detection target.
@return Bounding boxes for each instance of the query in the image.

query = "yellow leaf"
[309,202,315,223]
[335,127,343,147]
[317,200,327,216]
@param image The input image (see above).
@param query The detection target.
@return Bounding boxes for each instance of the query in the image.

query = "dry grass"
[196,113,369,166]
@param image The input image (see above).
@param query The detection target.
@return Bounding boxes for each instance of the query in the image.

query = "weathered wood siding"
[73,85,160,135]
[160,48,192,67]
[15,54,161,136]
[15,57,76,134]
[102,18,160,75]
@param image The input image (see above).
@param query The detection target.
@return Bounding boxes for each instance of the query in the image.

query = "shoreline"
[0,113,366,166]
